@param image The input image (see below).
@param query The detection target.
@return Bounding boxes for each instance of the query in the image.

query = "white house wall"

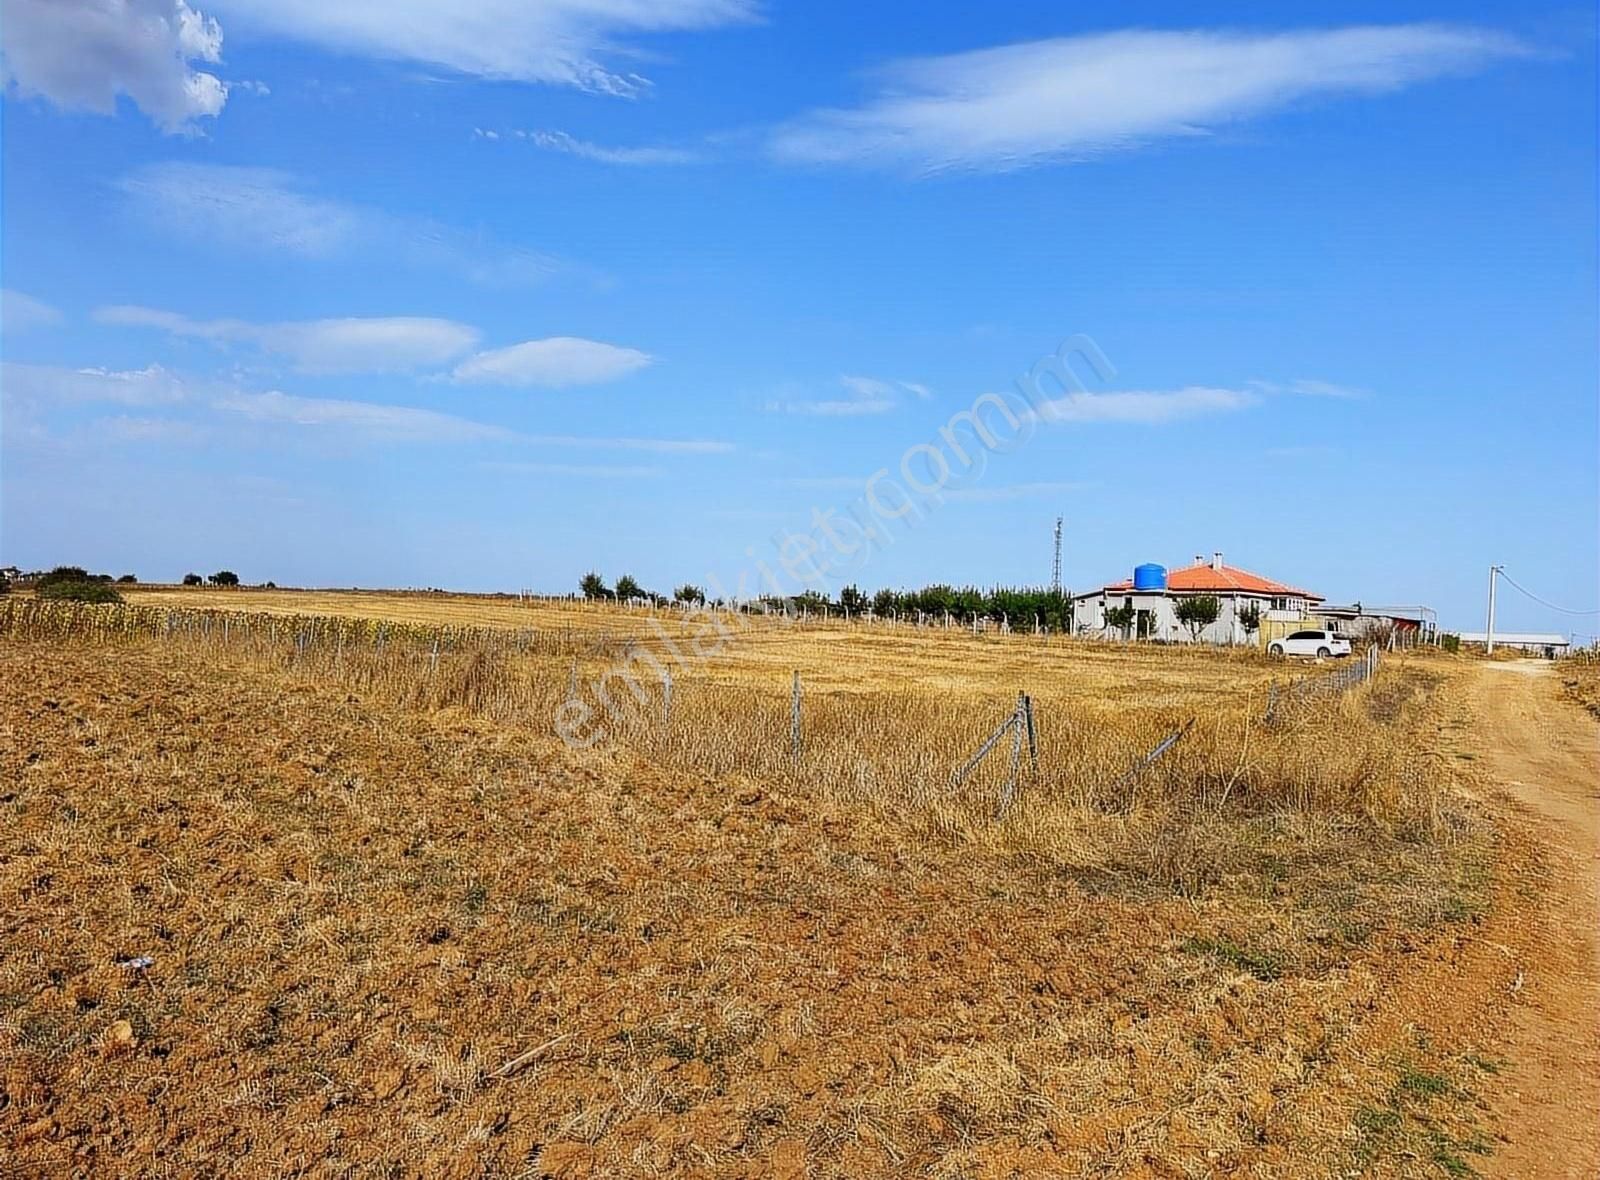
[1075,591,1303,645]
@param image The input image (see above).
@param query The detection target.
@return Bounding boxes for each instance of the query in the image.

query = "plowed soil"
[2,642,1594,1178]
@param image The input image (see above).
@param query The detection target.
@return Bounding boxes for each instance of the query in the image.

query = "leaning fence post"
[663,670,673,726]
[1022,693,1038,772]
[997,709,1024,818]
[791,671,802,763]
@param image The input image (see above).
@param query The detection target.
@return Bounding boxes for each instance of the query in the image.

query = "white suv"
[1268,629,1352,659]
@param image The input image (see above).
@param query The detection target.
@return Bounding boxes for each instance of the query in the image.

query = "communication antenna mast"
[1051,517,1063,594]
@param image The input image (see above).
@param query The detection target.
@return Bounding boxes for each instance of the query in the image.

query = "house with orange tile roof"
[1071,552,1323,644]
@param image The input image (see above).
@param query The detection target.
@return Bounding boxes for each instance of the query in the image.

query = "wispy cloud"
[484,128,700,166]
[453,337,653,387]
[5,360,733,453]
[483,460,663,478]
[943,480,1090,503]
[522,433,731,454]
[1251,377,1369,399]
[1,0,227,133]
[1034,386,1258,424]
[2,361,190,407]
[767,374,930,416]
[95,305,482,374]
[208,0,757,97]
[213,390,509,443]
[116,163,560,285]
[773,475,870,491]
[771,25,1526,173]
[1,288,63,334]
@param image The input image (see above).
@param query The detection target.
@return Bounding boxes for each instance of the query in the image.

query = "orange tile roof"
[1099,561,1321,601]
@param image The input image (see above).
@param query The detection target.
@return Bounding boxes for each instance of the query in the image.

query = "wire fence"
[4,598,1393,822]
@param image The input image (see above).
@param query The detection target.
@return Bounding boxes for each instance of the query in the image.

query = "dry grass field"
[2,589,1584,1177]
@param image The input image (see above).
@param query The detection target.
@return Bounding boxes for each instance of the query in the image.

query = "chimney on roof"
[1212,551,1224,570]
[1194,554,1206,566]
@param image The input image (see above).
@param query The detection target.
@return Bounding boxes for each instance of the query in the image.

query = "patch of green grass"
[1398,1065,1452,1098]
[1180,934,1283,981]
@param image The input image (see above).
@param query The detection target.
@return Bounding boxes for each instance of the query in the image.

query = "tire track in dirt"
[1464,661,1600,1178]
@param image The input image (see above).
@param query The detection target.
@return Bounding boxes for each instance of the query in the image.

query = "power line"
[1496,568,1600,616]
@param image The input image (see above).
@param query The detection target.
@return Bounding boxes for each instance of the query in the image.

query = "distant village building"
[1315,603,1439,646]
[1071,552,1323,645]
[1451,632,1570,658]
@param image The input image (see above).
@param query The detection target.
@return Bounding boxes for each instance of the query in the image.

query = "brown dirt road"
[1466,661,1600,1178]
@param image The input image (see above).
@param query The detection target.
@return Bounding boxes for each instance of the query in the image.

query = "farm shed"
[1071,552,1323,645]
[1452,632,1571,658]
[1316,604,1439,645]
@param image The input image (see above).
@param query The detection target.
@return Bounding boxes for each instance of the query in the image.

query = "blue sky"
[2,1,1595,635]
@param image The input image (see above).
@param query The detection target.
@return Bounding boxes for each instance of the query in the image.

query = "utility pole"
[1485,564,1502,654]
[1051,516,1063,595]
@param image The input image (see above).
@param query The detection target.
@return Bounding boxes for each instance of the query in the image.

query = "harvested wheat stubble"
[1,631,1499,1178]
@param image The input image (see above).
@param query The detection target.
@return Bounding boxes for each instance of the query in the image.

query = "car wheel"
[1317,646,1331,659]
[1269,643,1284,656]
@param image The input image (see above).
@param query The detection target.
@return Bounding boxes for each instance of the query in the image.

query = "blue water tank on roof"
[1132,563,1167,591]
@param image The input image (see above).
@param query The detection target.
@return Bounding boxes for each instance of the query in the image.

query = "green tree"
[615,574,644,602]
[1175,594,1221,641]
[182,573,203,586]
[839,584,867,615]
[116,574,138,584]
[37,566,91,588]
[1104,604,1136,639]
[673,584,706,606]
[579,572,610,600]
[39,580,121,604]
[210,570,240,587]
[1238,602,1262,637]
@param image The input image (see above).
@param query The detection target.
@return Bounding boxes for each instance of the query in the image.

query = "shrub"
[37,579,122,604]
[117,574,138,584]
[36,566,91,588]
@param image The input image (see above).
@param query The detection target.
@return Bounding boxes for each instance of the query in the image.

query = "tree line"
[579,572,1077,630]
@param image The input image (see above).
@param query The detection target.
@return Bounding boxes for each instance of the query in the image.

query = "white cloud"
[1,289,63,333]
[214,390,510,443]
[509,129,699,166]
[89,415,211,445]
[116,163,559,284]
[771,25,1525,173]
[770,374,930,416]
[483,460,662,478]
[453,337,652,387]
[523,432,732,454]
[1254,377,1369,399]
[208,0,756,96]
[943,480,1090,503]
[1,0,228,133]
[1034,386,1258,424]
[96,305,481,373]
[774,476,870,491]
[767,397,896,417]
[5,358,732,452]
[1,361,190,407]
